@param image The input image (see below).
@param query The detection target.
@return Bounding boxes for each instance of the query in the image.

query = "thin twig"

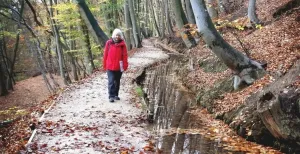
[230,31,251,57]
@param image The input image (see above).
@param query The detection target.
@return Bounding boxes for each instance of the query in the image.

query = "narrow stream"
[140,57,281,154]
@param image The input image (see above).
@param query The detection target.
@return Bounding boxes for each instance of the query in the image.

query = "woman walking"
[103,29,128,102]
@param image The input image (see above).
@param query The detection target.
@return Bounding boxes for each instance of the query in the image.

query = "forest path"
[27,39,169,153]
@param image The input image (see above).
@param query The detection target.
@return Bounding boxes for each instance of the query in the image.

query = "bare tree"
[127,0,142,47]
[190,0,264,89]
[74,0,109,48]
[185,0,196,24]
[171,0,196,48]
[248,0,261,24]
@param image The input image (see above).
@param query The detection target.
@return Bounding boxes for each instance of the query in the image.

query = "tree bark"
[10,0,25,85]
[49,0,68,85]
[46,39,60,89]
[70,39,78,81]
[248,0,261,24]
[0,38,8,96]
[144,0,150,37]
[80,21,95,74]
[75,0,109,48]
[124,0,136,48]
[207,0,218,19]
[149,0,161,37]
[0,63,8,96]
[1,37,14,90]
[185,0,196,24]
[127,0,142,47]
[171,0,196,48]
[165,0,174,35]
[25,37,54,93]
[160,0,165,38]
[68,52,78,81]
[104,1,116,34]
[190,0,264,88]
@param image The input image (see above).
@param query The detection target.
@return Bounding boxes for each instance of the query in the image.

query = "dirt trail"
[26,40,169,153]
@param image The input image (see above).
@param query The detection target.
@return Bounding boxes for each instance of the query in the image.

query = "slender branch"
[0,12,20,23]
[24,0,43,26]
[230,31,250,57]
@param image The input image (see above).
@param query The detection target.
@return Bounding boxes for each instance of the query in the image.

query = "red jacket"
[103,39,128,71]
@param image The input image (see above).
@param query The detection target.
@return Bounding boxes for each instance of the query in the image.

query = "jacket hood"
[112,28,124,40]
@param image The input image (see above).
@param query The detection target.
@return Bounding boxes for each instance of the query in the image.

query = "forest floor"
[0,75,65,111]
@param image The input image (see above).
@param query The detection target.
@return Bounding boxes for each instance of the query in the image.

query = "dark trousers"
[107,70,122,98]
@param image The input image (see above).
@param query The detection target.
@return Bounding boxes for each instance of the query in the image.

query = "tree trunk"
[80,21,95,74]
[160,0,165,38]
[0,63,8,96]
[127,0,142,48]
[0,38,8,96]
[46,40,60,89]
[80,59,88,77]
[1,37,13,91]
[124,0,136,48]
[207,0,218,19]
[165,0,174,35]
[17,2,55,92]
[124,29,131,51]
[149,0,161,37]
[144,0,150,37]
[69,40,78,81]
[75,0,109,48]
[185,0,196,24]
[35,41,54,93]
[112,0,119,28]
[49,0,68,85]
[171,0,196,48]
[248,0,261,24]
[10,0,25,85]
[104,1,116,34]
[25,37,54,93]
[190,0,264,88]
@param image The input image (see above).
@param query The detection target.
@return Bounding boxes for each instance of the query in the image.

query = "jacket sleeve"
[102,41,109,70]
[123,44,129,71]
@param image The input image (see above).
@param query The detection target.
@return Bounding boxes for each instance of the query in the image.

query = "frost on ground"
[26,40,169,153]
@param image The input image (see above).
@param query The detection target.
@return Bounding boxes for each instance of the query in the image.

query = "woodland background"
[0,0,299,153]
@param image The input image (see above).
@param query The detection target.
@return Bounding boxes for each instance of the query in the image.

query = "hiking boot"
[109,98,114,102]
[114,96,120,100]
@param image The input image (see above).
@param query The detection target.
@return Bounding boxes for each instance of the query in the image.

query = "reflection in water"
[144,61,237,154]
[153,111,245,154]
[143,60,280,154]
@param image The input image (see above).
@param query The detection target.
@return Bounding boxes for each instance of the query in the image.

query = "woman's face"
[115,34,121,41]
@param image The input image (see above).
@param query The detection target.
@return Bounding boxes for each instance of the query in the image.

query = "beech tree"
[124,0,136,49]
[0,40,9,96]
[248,0,261,24]
[190,0,264,89]
[48,0,69,85]
[184,0,196,24]
[127,0,142,47]
[165,0,174,35]
[74,0,108,48]
[207,0,218,19]
[149,0,161,37]
[171,0,196,48]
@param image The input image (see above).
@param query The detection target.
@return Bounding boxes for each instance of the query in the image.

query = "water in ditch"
[141,59,281,154]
